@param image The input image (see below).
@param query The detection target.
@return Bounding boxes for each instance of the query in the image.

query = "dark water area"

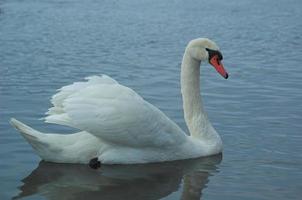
[1,0,302,199]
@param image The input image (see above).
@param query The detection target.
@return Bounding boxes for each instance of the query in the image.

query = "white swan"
[10,38,228,168]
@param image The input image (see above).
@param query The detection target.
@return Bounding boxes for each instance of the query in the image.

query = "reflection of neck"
[180,173,209,200]
[181,50,214,140]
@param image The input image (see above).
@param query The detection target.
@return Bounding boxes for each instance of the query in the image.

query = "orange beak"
[209,55,228,79]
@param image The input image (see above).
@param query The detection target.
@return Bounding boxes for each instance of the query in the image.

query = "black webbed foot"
[89,157,101,169]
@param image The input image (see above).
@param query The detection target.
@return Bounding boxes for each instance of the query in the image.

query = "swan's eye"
[206,48,223,62]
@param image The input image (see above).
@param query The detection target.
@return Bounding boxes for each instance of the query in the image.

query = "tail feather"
[10,118,50,156]
[10,118,44,141]
[10,118,99,164]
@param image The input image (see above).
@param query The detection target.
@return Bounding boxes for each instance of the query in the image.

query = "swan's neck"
[181,50,217,141]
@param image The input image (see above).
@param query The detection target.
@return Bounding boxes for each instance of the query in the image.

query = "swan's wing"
[45,75,186,147]
[45,75,117,127]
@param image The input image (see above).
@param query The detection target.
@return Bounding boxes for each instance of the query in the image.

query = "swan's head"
[186,38,228,79]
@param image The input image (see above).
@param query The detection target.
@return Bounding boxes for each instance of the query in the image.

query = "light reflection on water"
[14,155,222,200]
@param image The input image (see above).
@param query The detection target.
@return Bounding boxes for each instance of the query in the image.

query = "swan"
[10,38,229,168]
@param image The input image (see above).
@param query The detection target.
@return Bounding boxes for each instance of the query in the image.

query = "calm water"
[1,0,302,199]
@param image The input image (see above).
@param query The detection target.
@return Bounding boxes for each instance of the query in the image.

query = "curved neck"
[181,50,215,140]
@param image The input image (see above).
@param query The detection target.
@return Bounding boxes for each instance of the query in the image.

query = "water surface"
[1,0,302,199]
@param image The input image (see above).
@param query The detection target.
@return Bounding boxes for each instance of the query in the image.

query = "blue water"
[1,0,302,199]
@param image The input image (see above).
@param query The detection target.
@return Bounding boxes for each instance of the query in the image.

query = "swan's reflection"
[14,154,222,200]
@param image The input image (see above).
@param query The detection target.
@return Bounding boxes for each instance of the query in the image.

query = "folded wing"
[45,75,186,148]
